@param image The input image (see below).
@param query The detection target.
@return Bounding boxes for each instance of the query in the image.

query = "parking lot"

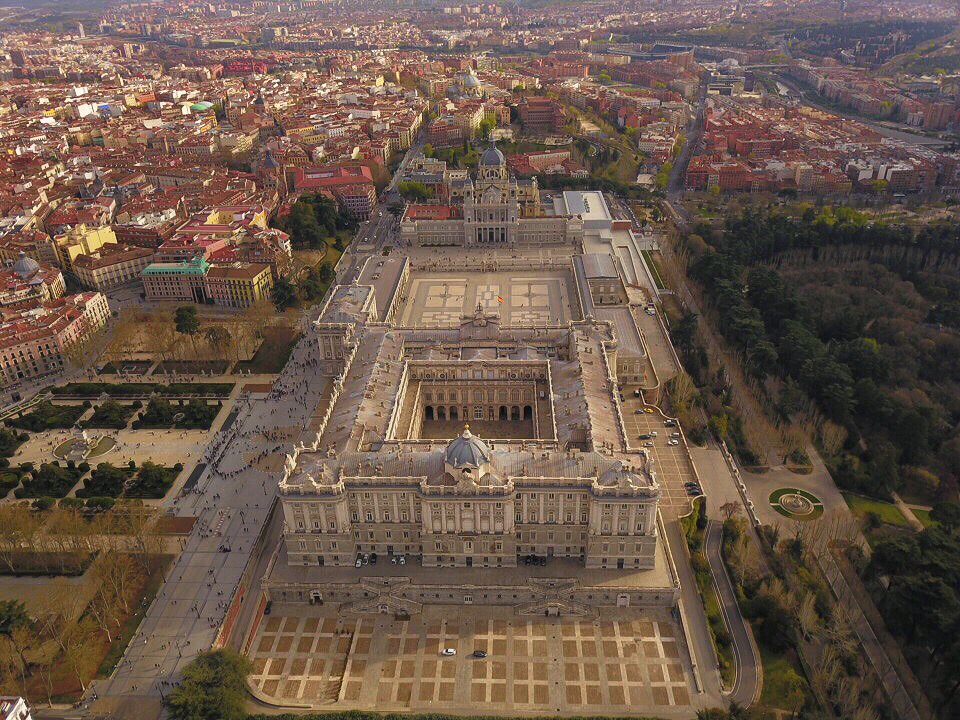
[247,605,697,715]
[620,398,699,520]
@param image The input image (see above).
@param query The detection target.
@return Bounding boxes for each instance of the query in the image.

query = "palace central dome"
[445,426,491,468]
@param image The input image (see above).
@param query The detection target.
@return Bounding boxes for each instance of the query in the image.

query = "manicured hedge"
[14,462,83,498]
[82,400,138,429]
[51,382,234,398]
[6,401,87,431]
[134,398,221,430]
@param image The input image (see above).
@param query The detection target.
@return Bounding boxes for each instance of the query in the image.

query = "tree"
[868,535,920,593]
[270,275,299,311]
[397,180,432,202]
[319,262,335,284]
[62,617,97,692]
[931,501,960,530]
[719,501,742,520]
[203,326,232,360]
[0,600,28,638]
[297,266,328,304]
[174,306,201,358]
[165,650,252,720]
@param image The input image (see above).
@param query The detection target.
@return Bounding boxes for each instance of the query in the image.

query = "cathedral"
[400,141,584,248]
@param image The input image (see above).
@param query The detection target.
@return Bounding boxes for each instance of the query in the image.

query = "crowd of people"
[98,328,336,698]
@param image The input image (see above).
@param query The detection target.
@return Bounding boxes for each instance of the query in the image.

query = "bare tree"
[62,618,97,693]
[33,650,57,707]
[86,566,123,643]
[90,551,141,614]
[0,505,43,574]
[819,419,848,458]
[797,591,819,640]
[719,501,742,519]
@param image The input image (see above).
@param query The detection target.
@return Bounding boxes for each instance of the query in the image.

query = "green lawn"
[758,642,810,712]
[911,508,937,528]
[842,492,909,527]
[641,249,667,290]
[682,499,736,687]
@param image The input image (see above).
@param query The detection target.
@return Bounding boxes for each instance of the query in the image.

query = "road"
[350,132,426,256]
[388,132,426,192]
[668,72,708,194]
[705,521,761,706]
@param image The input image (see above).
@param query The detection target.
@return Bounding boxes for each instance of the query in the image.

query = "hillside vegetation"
[683,206,960,503]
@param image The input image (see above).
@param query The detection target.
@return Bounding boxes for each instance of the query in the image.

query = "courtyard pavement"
[247,605,703,717]
[397,269,577,327]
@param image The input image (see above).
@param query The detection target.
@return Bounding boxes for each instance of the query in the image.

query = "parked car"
[264,601,272,615]
[370,552,378,565]
[355,558,363,568]
[472,650,488,659]
[398,555,406,565]
[639,433,652,440]
[668,439,679,446]
[643,441,654,447]
[664,419,676,427]
[441,648,457,656]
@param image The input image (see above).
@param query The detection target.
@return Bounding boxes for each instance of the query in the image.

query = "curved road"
[705,520,762,706]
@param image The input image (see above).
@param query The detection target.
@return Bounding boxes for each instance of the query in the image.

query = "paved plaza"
[398,270,577,327]
[89,328,333,717]
[248,605,697,716]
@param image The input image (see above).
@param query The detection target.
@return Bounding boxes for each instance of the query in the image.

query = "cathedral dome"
[480,141,505,167]
[12,251,39,279]
[445,426,491,468]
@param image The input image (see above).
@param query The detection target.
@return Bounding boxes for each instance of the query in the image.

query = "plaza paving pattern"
[248,606,695,714]
[398,271,577,327]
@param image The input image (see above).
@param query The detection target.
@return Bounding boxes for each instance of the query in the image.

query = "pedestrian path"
[90,328,334,717]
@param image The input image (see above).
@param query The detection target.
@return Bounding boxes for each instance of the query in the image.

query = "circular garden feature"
[770,487,824,521]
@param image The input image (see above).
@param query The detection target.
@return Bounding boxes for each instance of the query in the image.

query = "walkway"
[817,550,923,720]
[87,328,335,719]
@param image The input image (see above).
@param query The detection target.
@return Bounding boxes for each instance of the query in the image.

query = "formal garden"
[132,398,221,430]
[5,401,88,432]
[81,401,140,430]
[76,461,182,500]
[0,502,173,704]
[12,462,85,499]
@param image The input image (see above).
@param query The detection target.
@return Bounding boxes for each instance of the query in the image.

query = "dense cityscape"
[0,1,958,720]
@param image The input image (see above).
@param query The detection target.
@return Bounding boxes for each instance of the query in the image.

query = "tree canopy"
[165,649,251,720]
